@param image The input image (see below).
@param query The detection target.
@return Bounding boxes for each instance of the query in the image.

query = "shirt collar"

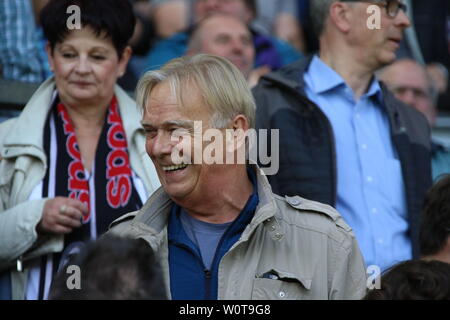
[307,55,383,103]
[306,55,346,94]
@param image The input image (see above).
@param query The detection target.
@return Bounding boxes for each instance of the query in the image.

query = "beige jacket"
[109,165,368,300]
[0,78,160,299]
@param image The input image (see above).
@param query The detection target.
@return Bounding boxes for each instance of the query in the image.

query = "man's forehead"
[392,62,429,85]
[203,15,248,31]
[146,96,179,109]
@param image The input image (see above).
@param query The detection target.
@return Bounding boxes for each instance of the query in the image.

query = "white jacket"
[0,78,160,299]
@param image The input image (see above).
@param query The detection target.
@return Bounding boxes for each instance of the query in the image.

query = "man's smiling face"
[142,81,222,202]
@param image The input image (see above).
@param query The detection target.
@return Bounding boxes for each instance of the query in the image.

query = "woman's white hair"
[136,54,256,128]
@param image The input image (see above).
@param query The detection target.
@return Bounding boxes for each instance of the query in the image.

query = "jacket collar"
[3,78,56,158]
[131,164,279,239]
[261,55,313,92]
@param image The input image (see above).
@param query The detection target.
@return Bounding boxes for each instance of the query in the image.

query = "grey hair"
[136,54,256,128]
[310,0,335,38]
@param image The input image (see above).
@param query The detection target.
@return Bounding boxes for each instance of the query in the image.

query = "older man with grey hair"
[108,54,367,300]
[254,0,432,272]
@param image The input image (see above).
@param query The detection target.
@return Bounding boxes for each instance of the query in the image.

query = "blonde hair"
[136,54,256,128]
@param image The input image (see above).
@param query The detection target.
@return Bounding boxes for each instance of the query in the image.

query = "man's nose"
[397,89,416,107]
[230,39,245,53]
[395,8,411,29]
[149,132,174,158]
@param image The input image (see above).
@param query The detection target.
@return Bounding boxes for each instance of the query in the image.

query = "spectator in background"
[254,0,432,272]
[426,62,449,95]
[187,14,268,88]
[144,0,302,72]
[49,235,167,300]
[411,0,450,112]
[119,0,189,90]
[0,0,51,83]
[379,58,450,180]
[151,0,188,40]
[420,174,450,265]
[412,0,450,71]
[364,260,450,300]
[252,0,306,52]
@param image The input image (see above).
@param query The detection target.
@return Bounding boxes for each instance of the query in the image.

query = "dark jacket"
[253,56,432,259]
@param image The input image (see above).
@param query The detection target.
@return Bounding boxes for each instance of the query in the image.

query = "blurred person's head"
[187,14,255,79]
[378,59,437,126]
[40,0,134,108]
[420,174,450,264]
[310,0,410,72]
[364,259,450,300]
[151,0,188,39]
[426,62,449,94]
[49,235,167,299]
[193,0,256,24]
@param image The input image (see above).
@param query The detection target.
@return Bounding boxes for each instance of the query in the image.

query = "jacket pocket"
[252,269,312,300]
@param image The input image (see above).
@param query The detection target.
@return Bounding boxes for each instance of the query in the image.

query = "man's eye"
[215,36,229,44]
[145,129,157,137]
[92,55,106,60]
[62,53,76,58]
[171,128,190,136]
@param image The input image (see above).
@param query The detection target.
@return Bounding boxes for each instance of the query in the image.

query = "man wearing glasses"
[254,0,432,272]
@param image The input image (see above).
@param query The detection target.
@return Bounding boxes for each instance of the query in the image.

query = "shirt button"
[279,291,286,298]
[362,144,367,150]
[377,238,384,244]
[367,176,373,183]
[371,208,378,214]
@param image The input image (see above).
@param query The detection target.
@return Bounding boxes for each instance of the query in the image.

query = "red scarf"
[37,95,143,299]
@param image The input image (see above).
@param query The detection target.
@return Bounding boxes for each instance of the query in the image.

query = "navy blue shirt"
[168,168,259,300]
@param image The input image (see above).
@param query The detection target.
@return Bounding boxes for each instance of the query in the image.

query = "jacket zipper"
[174,242,213,299]
[204,269,212,300]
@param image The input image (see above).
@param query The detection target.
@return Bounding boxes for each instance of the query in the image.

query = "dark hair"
[364,260,450,300]
[40,0,136,57]
[420,174,450,256]
[49,235,167,300]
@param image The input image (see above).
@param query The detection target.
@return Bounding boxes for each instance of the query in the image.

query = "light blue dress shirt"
[303,55,411,271]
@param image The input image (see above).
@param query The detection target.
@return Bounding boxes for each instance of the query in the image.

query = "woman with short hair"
[0,0,159,300]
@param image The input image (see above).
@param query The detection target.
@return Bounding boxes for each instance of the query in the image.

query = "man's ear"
[232,114,250,131]
[224,115,250,153]
[45,42,55,72]
[329,2,352,33]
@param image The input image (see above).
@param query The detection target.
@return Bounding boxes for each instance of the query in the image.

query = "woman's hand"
[37,197,89,235]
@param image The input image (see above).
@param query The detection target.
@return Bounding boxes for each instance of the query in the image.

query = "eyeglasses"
[340,0,407,18]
